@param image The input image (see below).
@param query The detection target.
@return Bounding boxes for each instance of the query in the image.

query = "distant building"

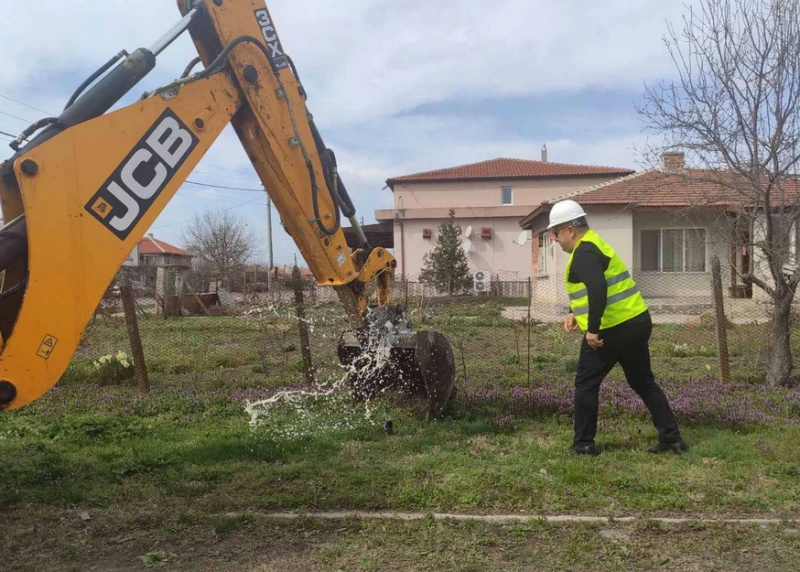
[136,234,192,269]
[520,151,800,316]
[375,153,634,281]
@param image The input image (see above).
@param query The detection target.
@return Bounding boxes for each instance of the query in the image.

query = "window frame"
[501,186,513,205]
[537,232,549,275]
[638,227,708,273]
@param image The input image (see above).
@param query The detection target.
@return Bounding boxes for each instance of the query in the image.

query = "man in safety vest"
[549,199,686,456]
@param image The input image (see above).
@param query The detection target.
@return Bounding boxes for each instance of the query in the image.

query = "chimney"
[541,144,548,163]
[147,233,154,238]
[661,151,685,173]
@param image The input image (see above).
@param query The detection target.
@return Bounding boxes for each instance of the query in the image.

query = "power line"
[150,195,265,230]
[176,188,255,204]
[0,94,52,116]
[0,110,34,124]
[0,130,17,139]
[192,168,260,182]
[184,180,263,192]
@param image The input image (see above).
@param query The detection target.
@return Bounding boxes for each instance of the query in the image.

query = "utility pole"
[266,192,274,302]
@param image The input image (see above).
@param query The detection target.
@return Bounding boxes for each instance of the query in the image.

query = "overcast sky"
[0,0,695,266]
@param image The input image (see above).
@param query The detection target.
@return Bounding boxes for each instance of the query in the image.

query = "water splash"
[243,305,397,439]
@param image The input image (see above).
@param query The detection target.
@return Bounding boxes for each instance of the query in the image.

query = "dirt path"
[4,505,799,572]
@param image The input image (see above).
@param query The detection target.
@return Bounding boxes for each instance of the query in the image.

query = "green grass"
[68,300,800,386]
[2,383,799,516]
[3,300,800,570]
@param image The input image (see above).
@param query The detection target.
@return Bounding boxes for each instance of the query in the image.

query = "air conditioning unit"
[473,269,491,294]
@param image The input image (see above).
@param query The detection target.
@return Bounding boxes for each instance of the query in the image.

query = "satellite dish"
[516,230,529,246]
[464,225,473,238]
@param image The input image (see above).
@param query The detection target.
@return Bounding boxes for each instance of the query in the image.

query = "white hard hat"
[547,199,587,229]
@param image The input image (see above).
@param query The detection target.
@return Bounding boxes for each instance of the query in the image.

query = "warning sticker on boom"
[37,334,58,360]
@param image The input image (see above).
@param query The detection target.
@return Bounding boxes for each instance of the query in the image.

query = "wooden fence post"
[119,273,150,394]
[292,265,314,384]
[711,256,731,383]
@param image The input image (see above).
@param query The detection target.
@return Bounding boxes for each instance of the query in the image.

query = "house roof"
[138,235,192,257]
[520,168,800,229]
[342,222,394,249]
[387,157,634,186]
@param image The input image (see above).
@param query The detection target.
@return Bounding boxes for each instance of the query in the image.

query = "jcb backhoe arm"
[0,0,455,417]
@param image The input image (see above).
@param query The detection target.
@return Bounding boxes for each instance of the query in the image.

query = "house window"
[640,230,660,271]
[501,187,513,205]
[662,229,683,272]
[639,228,707,272]
[538,233,549,274]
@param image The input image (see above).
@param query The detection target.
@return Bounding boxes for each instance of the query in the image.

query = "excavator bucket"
[337,307,456,420]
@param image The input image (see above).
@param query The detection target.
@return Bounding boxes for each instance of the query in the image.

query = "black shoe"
[570,443,597,456]
[647,440,688,454]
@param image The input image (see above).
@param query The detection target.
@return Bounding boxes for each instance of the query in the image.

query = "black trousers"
[573,311,682,446]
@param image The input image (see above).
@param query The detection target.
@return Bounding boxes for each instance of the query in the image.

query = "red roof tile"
[550,169,800,207]
[521,169,800,229]
[138,235,192,257]
[387,157,634,185]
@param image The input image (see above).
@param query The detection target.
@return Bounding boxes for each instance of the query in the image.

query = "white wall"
[749,213,799,302]
[530,208,736,305]
[394,216,533,280]
[392,176,619,210]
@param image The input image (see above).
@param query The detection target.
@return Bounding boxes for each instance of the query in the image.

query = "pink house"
[375,153,633,283]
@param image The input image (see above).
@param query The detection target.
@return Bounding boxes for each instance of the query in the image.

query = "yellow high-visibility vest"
[564,230,647,331]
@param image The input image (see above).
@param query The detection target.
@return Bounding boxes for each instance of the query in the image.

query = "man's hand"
[585,332,604,350]
[564,313,579,332]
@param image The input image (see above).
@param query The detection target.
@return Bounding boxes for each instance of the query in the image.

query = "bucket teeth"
[337,328,456,420]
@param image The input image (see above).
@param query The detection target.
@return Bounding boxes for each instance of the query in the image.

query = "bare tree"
[639,0,800,387]
[181,209,260,282]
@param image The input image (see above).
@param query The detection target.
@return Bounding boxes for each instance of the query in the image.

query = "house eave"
[386,171,635,189]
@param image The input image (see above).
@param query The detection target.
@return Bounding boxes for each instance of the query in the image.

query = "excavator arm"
[0,0,455,416]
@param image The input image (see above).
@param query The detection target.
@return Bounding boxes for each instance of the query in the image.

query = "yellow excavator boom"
[0,0,455,417]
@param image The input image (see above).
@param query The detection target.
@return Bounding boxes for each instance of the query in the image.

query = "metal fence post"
[711,256,731,383]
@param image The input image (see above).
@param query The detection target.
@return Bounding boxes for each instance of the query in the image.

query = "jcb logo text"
[85,108,198,240]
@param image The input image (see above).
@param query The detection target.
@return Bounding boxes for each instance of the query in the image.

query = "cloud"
[1,1,695,125]
[270,0,697,128]
[0,0,696,266]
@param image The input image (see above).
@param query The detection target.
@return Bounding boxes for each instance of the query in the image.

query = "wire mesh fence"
[67,265,793,397]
